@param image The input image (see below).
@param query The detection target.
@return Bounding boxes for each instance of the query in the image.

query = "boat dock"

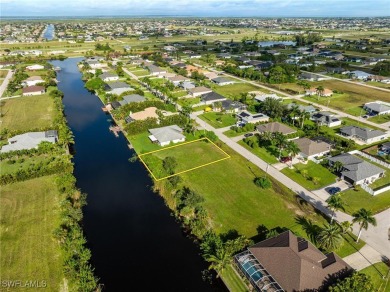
[109,125,121,137]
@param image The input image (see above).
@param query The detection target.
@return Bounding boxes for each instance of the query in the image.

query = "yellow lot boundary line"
[138,137,231,181]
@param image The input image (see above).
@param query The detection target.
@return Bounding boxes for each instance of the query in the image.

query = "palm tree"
[326,195,345,223]
[205,246,231,278]
[289,104,300,126]
[273,132,288,161]
[332,161,344,174]
[316,86,325,100]
[317,223,343,251]
[339,221,353,235]
[297,80,311,95]
[286,141,300,168]
[352,208,377,243]
[299,111,311,129]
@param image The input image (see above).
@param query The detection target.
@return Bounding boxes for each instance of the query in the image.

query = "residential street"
[192,112,390,259]
[0,70,13,98]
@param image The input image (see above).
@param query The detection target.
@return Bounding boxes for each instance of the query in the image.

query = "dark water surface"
[52,58,224,291]
[43,24,54,40]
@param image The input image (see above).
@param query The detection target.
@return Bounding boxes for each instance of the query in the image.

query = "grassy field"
[177,97,201,108]
[198,112,237,128]
[210,82,262,98]
[221,265,248,292]
[140,138,230,180]
[0,176,64,291]
[361,262,390,292]
[281,161,337,190]
[0,94,57,132]
[0,69,9,78]
[0,155,60,174]
[237,140,279,164]
[340,187,390,215]
[368,114,390,124]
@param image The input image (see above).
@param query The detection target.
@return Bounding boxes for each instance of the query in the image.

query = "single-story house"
[367,75,390,83]
[100,72,119,82]
[215,100,246,113]
[1,130,58,153]
[188,86,213,97]
[211,77,234,86]
[237,111,270,124]
[287,103,317,114]
[299,72,327,81]
[380,141,390,153]
[110,94,147,109]
[179,81,196,90]
[128,107,159,122]
[349,70,371,80]
[294,137,331,159]
[364,102,390,116]
[254,93,282,103]
[329,153,385,185]
[235,231,351,292]
[200,91,227,105]
[256,122,296,135]
[23,76,44,87]
[146,64,167,76]
[305,87,333,97]
[148,125,185,146]
[104,82,133,95]
[167,75,190,86]
[311,111,341,127]
[188,53,202,59]
[26,64,44,71]
[22,85,45,96]
[85,60,106,69]
[203,72,219,80]
[339,126,388,144]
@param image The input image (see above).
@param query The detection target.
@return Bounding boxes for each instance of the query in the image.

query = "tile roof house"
[294,137,332,159]
[26,64,44,71]
[235,231,351,292]
[237,111,270,124]
[128,107,159,122]
[22,85,45,96]
[256,122,296,135]
[99,72,119,82]
[146,64,167,76]
[311,111,341,127]
[166,75,190,86]
[340,126,388,144]
[305,87,333,97]
[148,125,185,146]
[188,86,213,97]
[329,153,385,185]
[364,102,390,116]
[23,76,44,86]
[1,131,58,153]
[200,91,227,105]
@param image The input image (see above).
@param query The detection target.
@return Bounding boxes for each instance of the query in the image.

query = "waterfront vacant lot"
[139,138,230,180]
[0,176,64,291]
[0,94,57,132]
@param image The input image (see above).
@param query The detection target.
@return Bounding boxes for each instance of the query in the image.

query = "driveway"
[343,245,383,271]
[312,180,351,201]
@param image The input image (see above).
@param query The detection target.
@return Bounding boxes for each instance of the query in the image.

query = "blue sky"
[1,0,389,17]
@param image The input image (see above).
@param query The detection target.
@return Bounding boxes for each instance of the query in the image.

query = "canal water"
[52,58,224,291]
[43,24,54,40]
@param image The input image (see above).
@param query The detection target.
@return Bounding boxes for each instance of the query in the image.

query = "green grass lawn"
[237,140,279,164]
[0,70,9,78]
[221,265,248,292]
[132,69,150,76]
[0,176,64,291]
[224,129,252,138]
[172,91,188,98]
[337,232,366,258]
[0,155,61,174]
[339,187,390,215]
[210,82,261,98]
[198,112,237,128]
[361,262,390,292]
[366,81,390,90]
[281,161,337,190]
[368,114,390,124]
[177,97,201,108]
[0,94,57,132]
[140,139,229,179]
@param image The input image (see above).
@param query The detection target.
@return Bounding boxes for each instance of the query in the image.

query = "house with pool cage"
[234,231,351,292]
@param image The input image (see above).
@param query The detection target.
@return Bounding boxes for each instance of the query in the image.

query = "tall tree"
[352,208,377,243]
[273,132,288,161]
[286,141,300,167]
[316,85,325,100]
[326,195,345,223]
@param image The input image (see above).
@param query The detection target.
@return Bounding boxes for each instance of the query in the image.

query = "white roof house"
[1,131,58,153]
[148,125,185,146]
[26,64,44,71]
[23,76,44,87]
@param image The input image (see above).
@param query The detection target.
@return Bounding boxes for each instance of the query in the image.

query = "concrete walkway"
[343,245,383,271]
[0,70,14,98]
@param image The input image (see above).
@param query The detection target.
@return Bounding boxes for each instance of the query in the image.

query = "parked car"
[244,133,254,138]
[326,187,341,195]
[280,156,292,163]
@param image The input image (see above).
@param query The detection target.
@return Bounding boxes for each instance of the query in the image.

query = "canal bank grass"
[0,176,64,291]
[0,94,57,132]
[138,138,230,180]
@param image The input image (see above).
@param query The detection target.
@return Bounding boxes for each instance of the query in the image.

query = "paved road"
[343,245,383,271]
[192,112,390,259]
[301,70,390,93]
[0,70,13,98]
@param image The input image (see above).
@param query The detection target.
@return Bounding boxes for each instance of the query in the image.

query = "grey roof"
[364,102,390,114]
[122,94,146,103]
[146,64,166,73]
[340,126,386,140]
[211,77,233,84]
[287,103,317,113]
[201,91,226,102]
[312,111,340,123]
[1,131,58,153]
[256,122,296,135]
[100,72,118,79]
[148,125,185,144]
[105,81,131,90]
[188,86,212,94]
[329,153,385,182]
[238,110,269,121]
[221,99,246,110]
